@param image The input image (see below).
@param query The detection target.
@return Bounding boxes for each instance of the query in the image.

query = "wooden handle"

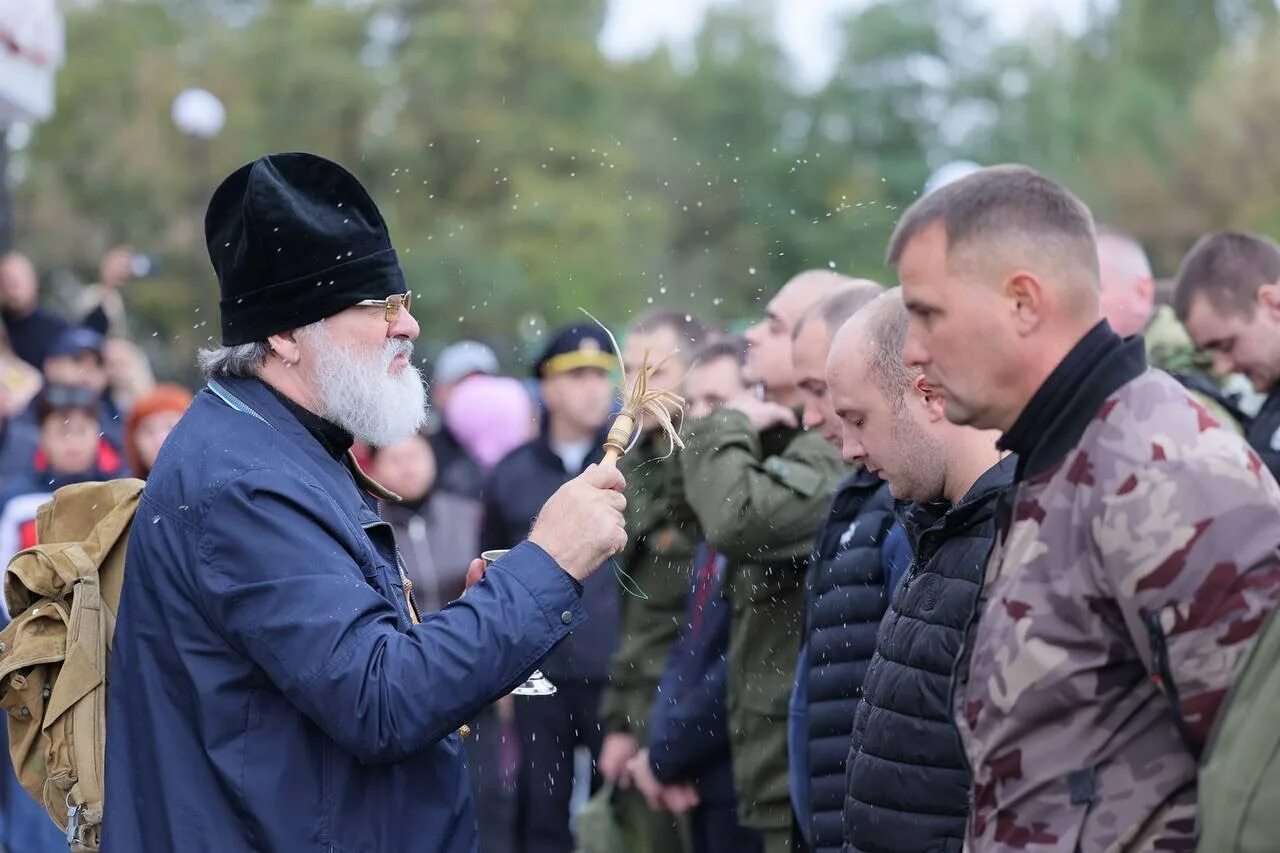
[601,411,636,469]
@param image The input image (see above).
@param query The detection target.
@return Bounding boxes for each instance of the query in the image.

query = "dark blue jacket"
[843,456,1014,853]
[104,376,588,853]
[797,469,906,852]
[481,425,619,681]
[647,545,736,806]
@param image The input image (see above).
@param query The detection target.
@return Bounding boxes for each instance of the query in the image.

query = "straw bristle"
[580,308,686,460]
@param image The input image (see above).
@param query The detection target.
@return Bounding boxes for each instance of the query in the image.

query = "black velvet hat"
[206,152,407,345]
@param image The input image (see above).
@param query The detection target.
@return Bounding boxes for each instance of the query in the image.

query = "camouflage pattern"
[957,368,1280,851]
[679,407,847,831]
[1144,305,1211,376]
[600,430,699,741]
[1145,305,1243,435]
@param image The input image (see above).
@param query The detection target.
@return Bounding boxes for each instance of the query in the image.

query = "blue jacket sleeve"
[194,469,586,765]
[882,521,913,598]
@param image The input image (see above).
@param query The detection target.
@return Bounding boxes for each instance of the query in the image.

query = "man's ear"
[914,373,947,423]
[1006,271,1048,335]
[267,330,302,367]
[1258,281,1280,323]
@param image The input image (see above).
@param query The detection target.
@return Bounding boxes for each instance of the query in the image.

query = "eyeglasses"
[356,292,413,325]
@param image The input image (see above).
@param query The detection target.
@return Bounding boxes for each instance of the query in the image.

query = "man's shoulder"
[1082,370,1252,468]
[145,394,316,516]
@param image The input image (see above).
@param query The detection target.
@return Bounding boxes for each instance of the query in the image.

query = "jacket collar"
[899,454,1016,548]
[261,384,353,461]
[999,320,1146,482]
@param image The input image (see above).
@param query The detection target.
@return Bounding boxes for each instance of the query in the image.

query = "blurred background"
[2,0,1279,383]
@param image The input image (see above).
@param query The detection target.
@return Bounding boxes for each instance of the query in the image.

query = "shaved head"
[1096,226,1155,337]
[792,280,885,446]
[746,269,869,404]
[792,279,885,343]
[835,289,920,406]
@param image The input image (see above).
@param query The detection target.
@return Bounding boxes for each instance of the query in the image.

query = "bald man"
[786,281,912,853]
[1097,226,1242,432]
[829,290,1008,853]
[678,271,849,853]
[892,164,1280,851]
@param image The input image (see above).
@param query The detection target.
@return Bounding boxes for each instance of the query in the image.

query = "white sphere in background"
[171,88,226,140]
[922,160,983,197]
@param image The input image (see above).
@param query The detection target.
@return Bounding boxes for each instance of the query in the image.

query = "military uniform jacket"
[600,431,698,740]
[680,407,847,830]
[956,326,1280,852]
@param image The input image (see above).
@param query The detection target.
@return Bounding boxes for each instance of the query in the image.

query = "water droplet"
[151,516,161,524]
[828,260,837,269]
[748,267,757,275]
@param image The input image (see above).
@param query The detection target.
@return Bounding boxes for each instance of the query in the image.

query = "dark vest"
[842,457,1014,853]
[803,469,895,852]
[1246,390,1280,483]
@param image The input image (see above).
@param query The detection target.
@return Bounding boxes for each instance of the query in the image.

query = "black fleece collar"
[999,320,1146,482]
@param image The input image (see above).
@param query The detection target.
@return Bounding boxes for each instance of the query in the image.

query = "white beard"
[297,321,427,447]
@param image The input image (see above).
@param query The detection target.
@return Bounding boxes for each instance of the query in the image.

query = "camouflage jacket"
[599,430,699,740]
[1144,305,1244,436]
[957,328,1280,851]
[680,407,847,830]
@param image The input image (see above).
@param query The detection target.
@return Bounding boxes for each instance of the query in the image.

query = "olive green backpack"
[0,479,144,853]
[1197,605,1280,851]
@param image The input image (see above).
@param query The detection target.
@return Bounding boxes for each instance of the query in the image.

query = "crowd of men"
[1,151,1280,853]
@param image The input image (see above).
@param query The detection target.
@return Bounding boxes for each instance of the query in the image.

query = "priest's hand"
[530,463,627,581]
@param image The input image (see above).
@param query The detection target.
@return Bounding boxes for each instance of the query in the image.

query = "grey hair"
[197,341,272,379]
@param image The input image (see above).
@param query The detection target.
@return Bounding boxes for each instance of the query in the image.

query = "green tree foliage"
[9,0,1280,381]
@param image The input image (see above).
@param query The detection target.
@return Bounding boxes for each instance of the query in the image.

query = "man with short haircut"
[598,308,707,851]
[829,290,1008,852]
[786,280,914,853]
[679,270,848,852]
[1097,226,1241,431]
[684,338,748,420]
[1174,230,1280,479]
[892,164,1280,850]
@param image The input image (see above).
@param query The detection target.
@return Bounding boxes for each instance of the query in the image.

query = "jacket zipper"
[950,492,1012,829]
[360,518,422,625]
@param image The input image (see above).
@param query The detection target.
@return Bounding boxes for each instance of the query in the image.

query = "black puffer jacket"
[842,456,1014,853]
[803,469,897,852]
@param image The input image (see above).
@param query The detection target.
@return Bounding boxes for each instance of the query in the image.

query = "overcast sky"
[600,0,1097,90]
